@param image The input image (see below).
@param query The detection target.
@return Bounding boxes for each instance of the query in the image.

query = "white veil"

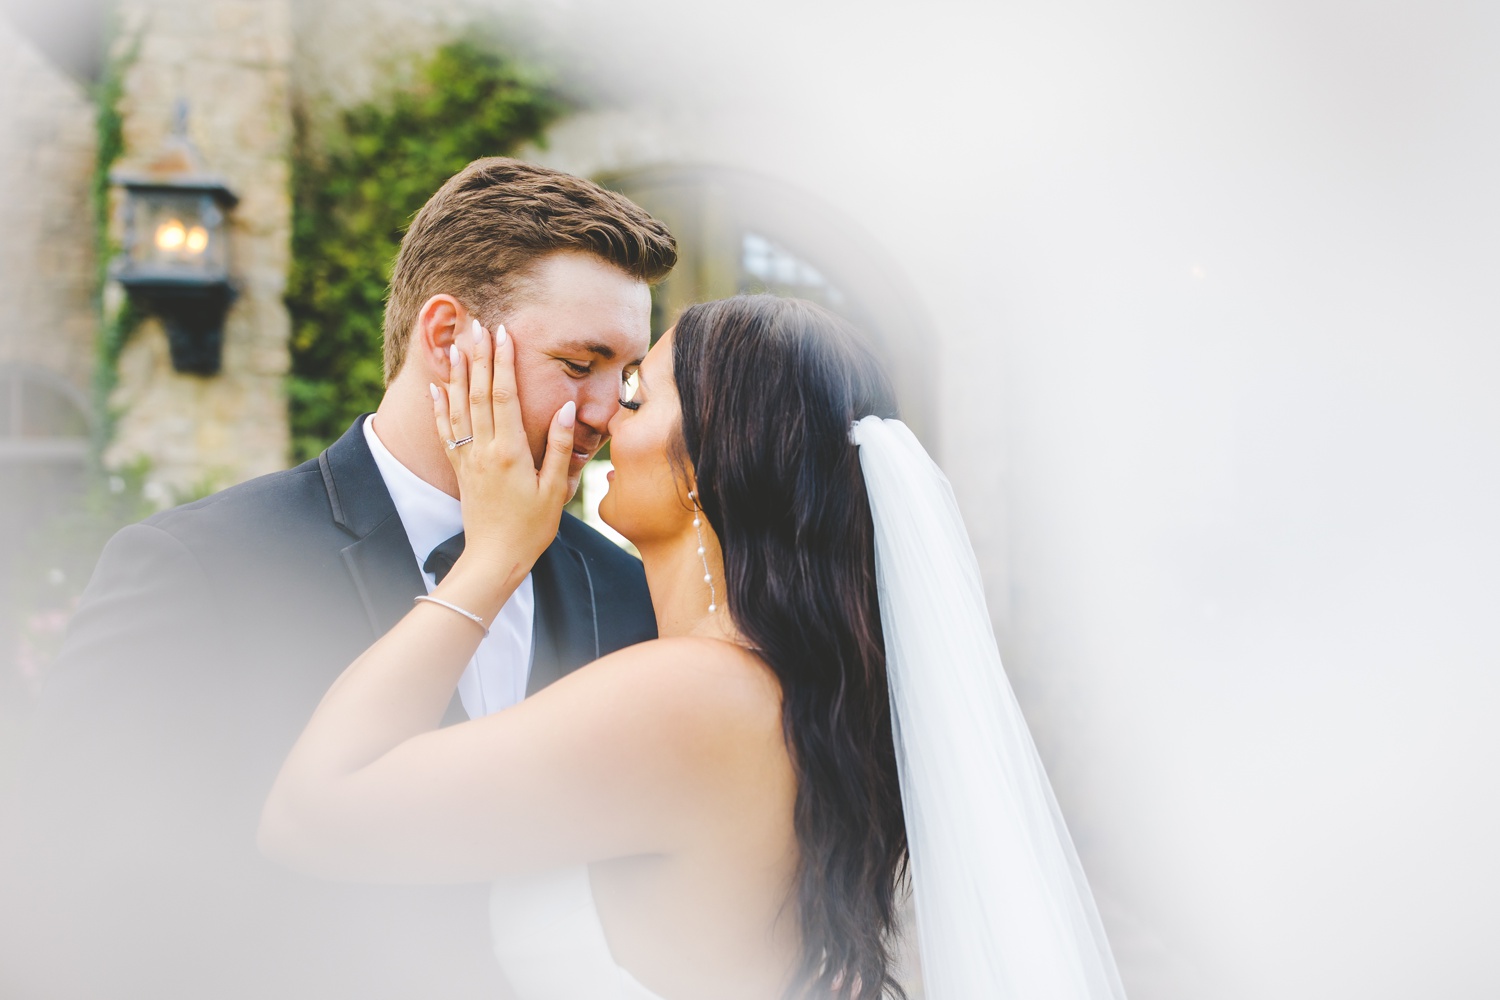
[851,416,1127,1000]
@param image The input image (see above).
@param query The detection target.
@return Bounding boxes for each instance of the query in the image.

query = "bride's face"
[598,328,692,545]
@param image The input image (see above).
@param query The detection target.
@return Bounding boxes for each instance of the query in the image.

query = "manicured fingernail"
[471,318,485,345]
[429,383,440,401]
[558,400,576,428]
[449,344,459,366]
[495,323,507,347]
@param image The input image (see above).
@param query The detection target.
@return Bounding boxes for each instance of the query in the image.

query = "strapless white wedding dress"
[490,866,667,1000]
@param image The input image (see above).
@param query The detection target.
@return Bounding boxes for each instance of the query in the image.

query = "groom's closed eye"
[552,339,631,378]
[557,359,639,382]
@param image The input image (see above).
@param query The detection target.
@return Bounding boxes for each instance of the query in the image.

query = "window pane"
[18,380,89,440]
[0,455,88,615]
[738,231,845,308]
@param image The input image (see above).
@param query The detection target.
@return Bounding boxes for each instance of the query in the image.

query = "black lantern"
[110,104,238,375]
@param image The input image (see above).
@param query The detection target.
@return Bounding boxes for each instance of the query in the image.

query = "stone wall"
[100,0,567,498]
[0,18,98,398]
[291,0,483,139]
[104,0,294,498]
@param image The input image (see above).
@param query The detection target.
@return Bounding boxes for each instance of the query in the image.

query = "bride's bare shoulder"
[553,636,782,735]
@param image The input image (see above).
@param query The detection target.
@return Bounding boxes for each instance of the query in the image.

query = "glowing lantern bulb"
[155,219,187,251]
[184,226,209,253]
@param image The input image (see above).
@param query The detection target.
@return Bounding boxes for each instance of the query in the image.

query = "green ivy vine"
[90,24,142,461]
[286,38,569,461]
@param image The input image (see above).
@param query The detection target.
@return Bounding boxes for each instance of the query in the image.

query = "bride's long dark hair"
[672,295,908,999]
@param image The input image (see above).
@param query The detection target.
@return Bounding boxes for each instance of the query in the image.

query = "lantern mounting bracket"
[114,275,236,375]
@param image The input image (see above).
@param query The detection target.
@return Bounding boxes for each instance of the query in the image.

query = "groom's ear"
[412,294,470,371]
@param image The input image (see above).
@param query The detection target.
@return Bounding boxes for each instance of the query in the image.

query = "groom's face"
[500,251,653,500]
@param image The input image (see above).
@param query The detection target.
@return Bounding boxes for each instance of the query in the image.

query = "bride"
[260,295,1126,999]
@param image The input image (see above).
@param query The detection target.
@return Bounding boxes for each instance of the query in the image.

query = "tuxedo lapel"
[319,416,426,640]
[528,530,601,695]
[339,516,426,640]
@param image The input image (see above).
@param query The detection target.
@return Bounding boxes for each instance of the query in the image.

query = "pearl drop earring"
[688,490,717,614]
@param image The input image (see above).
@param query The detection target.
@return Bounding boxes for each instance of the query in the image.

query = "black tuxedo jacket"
[0,416,656,999]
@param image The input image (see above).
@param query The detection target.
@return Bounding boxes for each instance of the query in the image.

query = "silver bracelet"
[412,595,490,637]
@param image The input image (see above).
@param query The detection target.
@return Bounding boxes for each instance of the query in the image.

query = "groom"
[1,159,675,999]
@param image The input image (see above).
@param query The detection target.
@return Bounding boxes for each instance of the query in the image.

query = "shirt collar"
[362,415,464,570]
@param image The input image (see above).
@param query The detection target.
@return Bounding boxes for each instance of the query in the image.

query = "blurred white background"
[539,5,1500,993]
[540,5,1500,995]
[4,0,1499,996]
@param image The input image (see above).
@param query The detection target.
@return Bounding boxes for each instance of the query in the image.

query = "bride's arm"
[260,631,774,883]
[258,320,761,881]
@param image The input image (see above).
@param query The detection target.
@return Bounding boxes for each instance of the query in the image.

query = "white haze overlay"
[518,5,1500,997]
[6,1,1500,998]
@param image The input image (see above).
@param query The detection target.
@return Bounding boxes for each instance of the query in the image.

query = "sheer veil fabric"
[851,417,1127,1000]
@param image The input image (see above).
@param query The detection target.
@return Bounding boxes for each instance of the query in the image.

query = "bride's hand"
[430,318,576,584]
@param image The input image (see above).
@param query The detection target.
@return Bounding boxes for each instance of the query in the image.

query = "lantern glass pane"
[127,191,228,276]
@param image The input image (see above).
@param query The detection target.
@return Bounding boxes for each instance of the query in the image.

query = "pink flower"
[14,599,79,695]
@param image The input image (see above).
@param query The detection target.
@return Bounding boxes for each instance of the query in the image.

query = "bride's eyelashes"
[618,368,641,409]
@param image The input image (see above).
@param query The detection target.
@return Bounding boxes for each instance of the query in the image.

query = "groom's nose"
[575,380,621,438]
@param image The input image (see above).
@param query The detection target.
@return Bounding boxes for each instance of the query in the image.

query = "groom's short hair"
[382,157,677,382]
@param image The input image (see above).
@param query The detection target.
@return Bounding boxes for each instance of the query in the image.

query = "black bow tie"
[423,531,466,583]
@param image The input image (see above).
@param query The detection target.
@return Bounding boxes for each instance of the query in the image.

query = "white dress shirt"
[363,416,535,718]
